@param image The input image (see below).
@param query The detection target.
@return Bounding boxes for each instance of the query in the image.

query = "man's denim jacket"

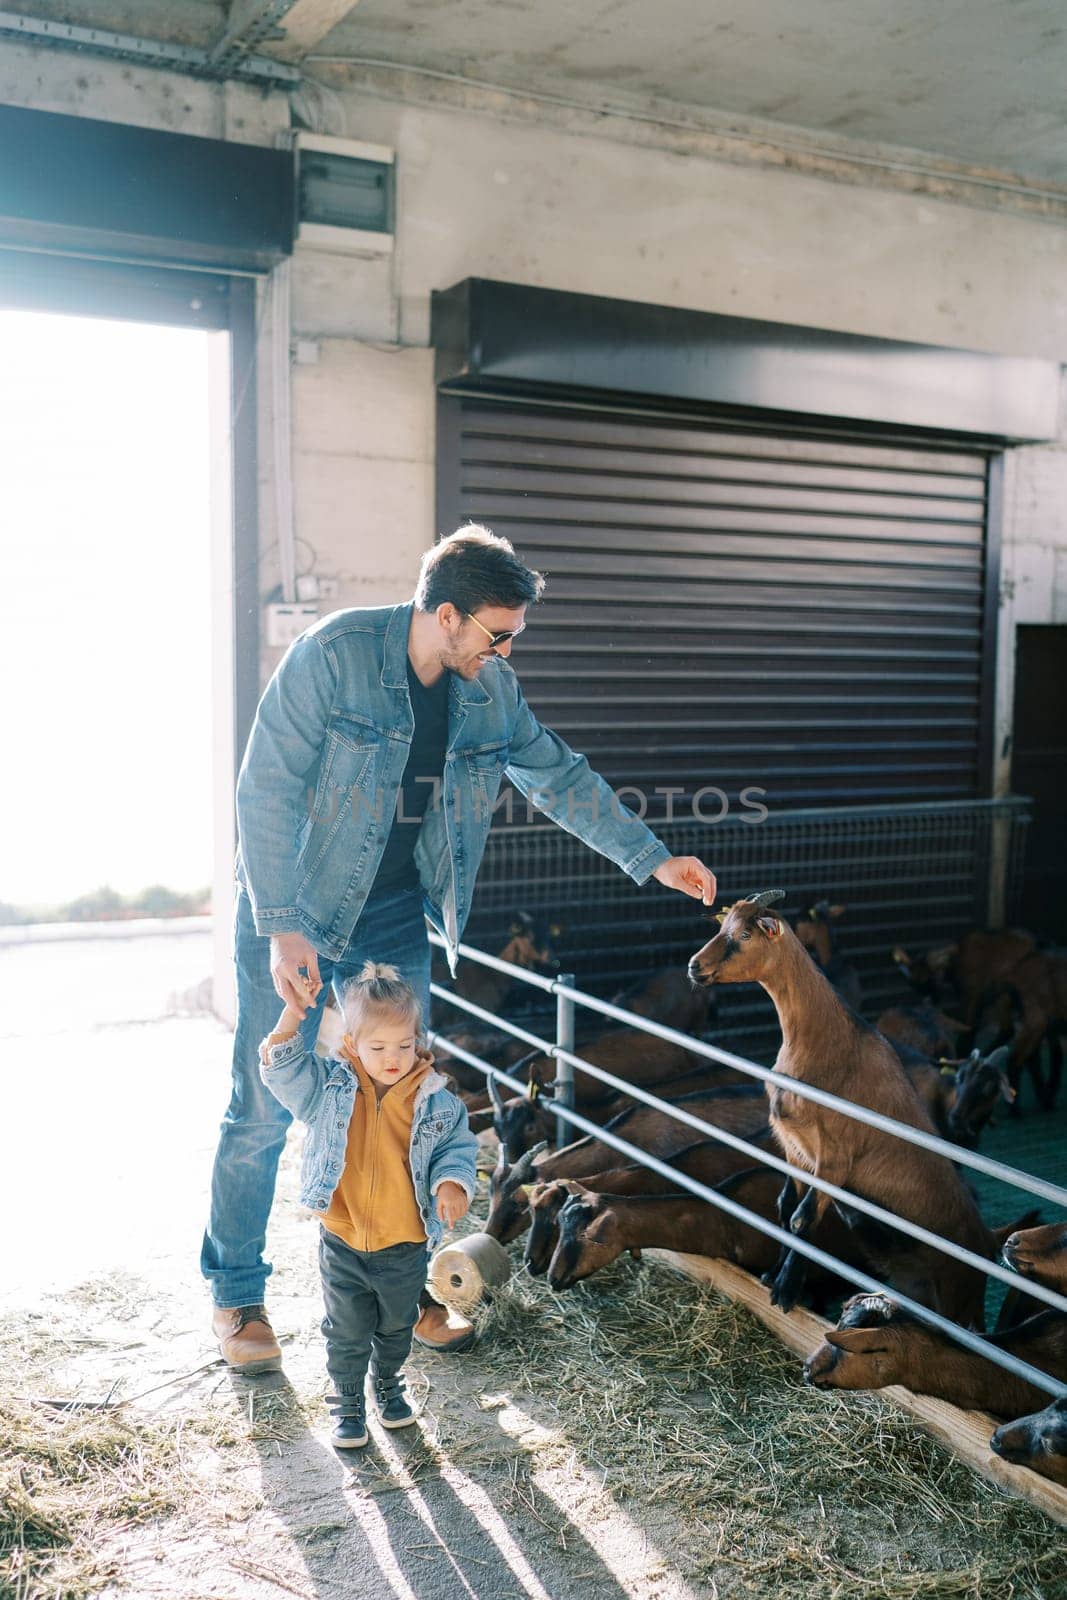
[259,1037,478,1253]
[235,600,671,968]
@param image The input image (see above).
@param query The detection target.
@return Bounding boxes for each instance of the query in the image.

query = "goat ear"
[825,1327,890,1354]
[757,916,783,938]
[516,1183,536,1200]
[999,1075,1016,1104]
[713,909,728,925]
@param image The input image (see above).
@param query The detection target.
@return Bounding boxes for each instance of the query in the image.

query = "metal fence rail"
[428,929,1067,1405]
[459,797,1031,1058]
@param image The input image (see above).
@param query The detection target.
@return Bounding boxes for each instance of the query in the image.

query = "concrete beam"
[211,0,361,71]
[267,0,364,62]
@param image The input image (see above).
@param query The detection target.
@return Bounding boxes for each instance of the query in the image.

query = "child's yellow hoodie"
[319,1041,435,1252]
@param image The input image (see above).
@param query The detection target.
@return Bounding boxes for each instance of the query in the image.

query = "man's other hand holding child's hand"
[435,1180,470,1228]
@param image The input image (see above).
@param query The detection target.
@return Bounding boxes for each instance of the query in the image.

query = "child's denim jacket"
[259,1036,478,1253]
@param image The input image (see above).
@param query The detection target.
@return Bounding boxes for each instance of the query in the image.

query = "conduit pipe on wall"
[269,257,297,604]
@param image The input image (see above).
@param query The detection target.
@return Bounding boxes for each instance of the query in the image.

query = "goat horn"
[507,1140,549,1185]
[746,888,787,907]
[510,1046,544,1083]
[488,1074,505,1112]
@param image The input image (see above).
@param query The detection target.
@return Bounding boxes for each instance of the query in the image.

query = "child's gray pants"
[318,1226,429,1414]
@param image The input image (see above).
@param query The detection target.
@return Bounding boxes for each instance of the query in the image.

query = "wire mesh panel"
[459,797,1031,1059]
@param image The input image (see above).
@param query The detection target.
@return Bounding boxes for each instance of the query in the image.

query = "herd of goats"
[429,897,1067,1492]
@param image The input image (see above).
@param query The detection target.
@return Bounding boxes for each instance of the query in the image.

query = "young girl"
[259,961,478,1448]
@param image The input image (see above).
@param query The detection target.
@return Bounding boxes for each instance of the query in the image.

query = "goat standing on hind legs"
[688,891,998,1329]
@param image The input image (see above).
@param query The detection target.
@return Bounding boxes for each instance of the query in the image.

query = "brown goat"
[893,929,1035,1029]
[546,1168,785,1291]
[795,901,862,1012]
[878,1004,967,1061]
[610,965,715,1037]
[804,1292,1067,1418]
[991,1396,1067,1486]
[481,1057,762,1162]
[484,1085,773,1244]
[432,911,560,1029]
[900,1046,1014,1147]
[523,1141,774,1276]
[1002,1222,1067,1296]
[689,893,997,1326]
[517,1029,710,1107]
[994,950,1067,1112]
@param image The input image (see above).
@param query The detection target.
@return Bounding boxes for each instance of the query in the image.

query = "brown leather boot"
[412,1298,476,1354]
[212,1304,283,1374]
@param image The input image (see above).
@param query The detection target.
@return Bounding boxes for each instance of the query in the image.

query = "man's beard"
[439,643,486,677]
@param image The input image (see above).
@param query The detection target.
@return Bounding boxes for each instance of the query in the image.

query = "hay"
[2,1197,1063,1600]
[0,1376,325,1600]
[0,1397,185,1599]
[464,1252,1067,1600]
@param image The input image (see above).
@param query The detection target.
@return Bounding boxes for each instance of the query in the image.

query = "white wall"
[297,95,1067,358]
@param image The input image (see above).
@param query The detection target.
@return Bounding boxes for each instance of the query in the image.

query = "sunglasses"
[465,611,526,650]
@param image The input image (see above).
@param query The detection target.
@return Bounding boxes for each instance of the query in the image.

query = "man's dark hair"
[415,524,545,613]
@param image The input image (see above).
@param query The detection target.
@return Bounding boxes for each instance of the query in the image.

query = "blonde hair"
[341,960,423,1042]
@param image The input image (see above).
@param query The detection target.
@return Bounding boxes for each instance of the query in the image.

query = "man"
[202,525,717,1370]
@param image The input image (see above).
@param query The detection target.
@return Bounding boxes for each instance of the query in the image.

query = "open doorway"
[1011,623,1067,940]
[0,309,218,923]
[0,304,235,1297]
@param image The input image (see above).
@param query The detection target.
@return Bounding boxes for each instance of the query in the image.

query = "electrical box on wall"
[292,132,395,257]
[266,602,319,648]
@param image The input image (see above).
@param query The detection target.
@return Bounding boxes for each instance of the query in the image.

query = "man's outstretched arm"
[502,670,716,905]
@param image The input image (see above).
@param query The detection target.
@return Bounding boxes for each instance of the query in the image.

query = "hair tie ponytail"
[358,959,401,985]
[340,960,423,1045]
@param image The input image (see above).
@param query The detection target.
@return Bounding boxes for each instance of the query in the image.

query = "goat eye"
[741,930,751,941]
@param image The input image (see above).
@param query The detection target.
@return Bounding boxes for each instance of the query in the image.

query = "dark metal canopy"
[0,103,295,273]
[433,278,1060,443]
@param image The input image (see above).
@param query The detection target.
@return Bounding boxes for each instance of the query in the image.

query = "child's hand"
[435,1181,470,1228]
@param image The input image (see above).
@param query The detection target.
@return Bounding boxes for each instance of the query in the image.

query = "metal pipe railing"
[432,1029,1067,1404]
[430,983,1067,1317]
[434,957,1067,1210]
[556,982,1067,1210]
[430,931,1067,1396]
[554,974,576,1148]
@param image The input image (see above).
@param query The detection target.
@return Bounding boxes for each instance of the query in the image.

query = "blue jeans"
[200,881,432,1309]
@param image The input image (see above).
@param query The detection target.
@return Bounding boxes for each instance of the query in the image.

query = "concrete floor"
[0,925,703,1600]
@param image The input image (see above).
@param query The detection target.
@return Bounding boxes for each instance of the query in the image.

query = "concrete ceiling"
[9,0,1067,186]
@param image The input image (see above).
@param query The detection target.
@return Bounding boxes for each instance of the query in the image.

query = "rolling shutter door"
[441,395,991,811]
